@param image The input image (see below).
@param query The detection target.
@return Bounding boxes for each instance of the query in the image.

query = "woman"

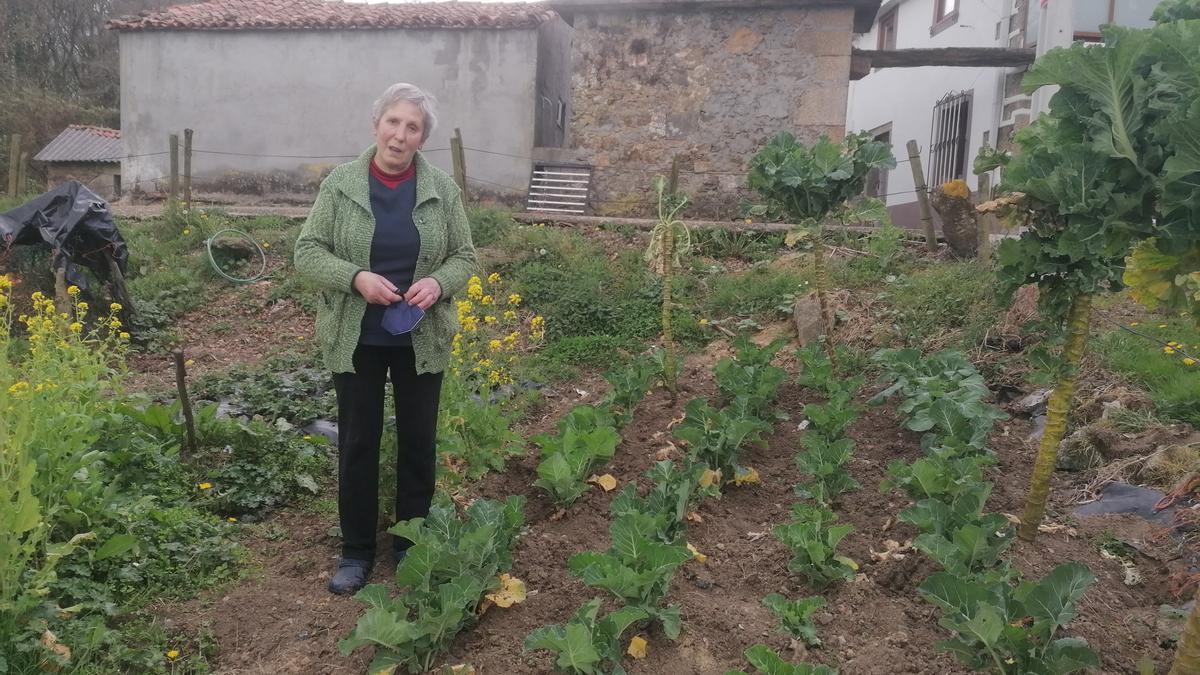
[294,83,476,595]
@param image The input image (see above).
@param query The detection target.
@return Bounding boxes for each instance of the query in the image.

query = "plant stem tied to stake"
[1018,294,1092,541]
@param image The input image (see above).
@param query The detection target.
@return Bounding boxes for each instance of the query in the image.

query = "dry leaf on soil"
[733,467,760,485]
[587,474,618,492]
[687,542,708,563]
[628,635,648,659]
[480,574,527,614]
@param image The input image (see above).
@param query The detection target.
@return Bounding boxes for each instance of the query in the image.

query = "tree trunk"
[1170,586,1200,674]
[1019,293,1093,541]
[811,239,839,372]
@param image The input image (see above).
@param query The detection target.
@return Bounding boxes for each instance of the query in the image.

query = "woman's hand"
[404,277,442,310]
[353,271,404,305]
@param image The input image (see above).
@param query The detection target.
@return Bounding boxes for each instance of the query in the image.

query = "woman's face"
[373,101,425,172]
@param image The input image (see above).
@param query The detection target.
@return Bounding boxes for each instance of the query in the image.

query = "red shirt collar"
[369,158,416,189]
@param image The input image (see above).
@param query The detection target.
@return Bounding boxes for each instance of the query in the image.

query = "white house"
[846,0,1165,228]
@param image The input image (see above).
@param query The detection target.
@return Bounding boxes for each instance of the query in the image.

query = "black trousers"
[333,345,443,561]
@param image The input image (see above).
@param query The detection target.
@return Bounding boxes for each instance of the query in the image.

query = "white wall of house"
[846,0,1014,227]
[120,27,548,196]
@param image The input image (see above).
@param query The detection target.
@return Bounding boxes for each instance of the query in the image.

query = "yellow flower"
[531,315,544,327]
[303,435,313,441]
[504,332,518,344]
[507,294,521,306]
[481,294,494,305]
[462,316,479,332]
[77,301,89,312]
[110,302,123,311]
[1158,323,1168,328]
[166,649,180,660]
[109,319,122,329]
[119,332,131,340]
[0,274,11,289]
[467,283,483,300]
[489,339,503,352]
[67,285,80,296]
[262,242,270,249]
[68,322,83,333]
[227,517,238,523]
[185,359,195,366]
[1163,346,1176,354]
[8,381,29,395]
[698,318,709,326]
[1129,322,1140,327]
[744,218,753,224]
[487,272,502,283]
[484,315,497,325]
[197,482,213,490]
[503,310,517,320]
[457,300,474,314]
[31,291,45,302]
[182,228,191,235]
[468,275,482,286]
[1183,358,1196,366]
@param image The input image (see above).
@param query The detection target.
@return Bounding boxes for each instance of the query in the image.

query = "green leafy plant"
[534,405,621,504]
[567,512,692,638]
[341,496,525,673]
[609,459,708,544]
[672,398,772,489]
[525,598,649,675]
[749,131,895,369]
[882,449,994,503]
[715,336,788,419]
[194,353,335,425]
[762,594,826,647]
[794,434,859,504]
[772,503,856,589]
[801,388,862,442]
[729,644,838,675]
[438,376,524,481]
[918,563,1099,674]
[602,355,659,429]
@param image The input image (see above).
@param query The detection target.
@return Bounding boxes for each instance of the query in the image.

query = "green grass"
[876,260,1001,349]
[704,264,808,320]
[468,206,514,247]
[1091,318,1200,426]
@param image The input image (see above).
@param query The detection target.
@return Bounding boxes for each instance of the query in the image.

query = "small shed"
[33,125,123,200]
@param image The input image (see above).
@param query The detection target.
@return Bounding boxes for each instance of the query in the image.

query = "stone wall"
[45,163,120,200]
[568,6,855,218]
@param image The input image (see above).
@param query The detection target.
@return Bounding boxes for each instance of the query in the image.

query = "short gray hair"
[371,83,439,143]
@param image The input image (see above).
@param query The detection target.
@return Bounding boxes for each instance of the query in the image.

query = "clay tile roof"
[107,0,557,32]
[34,126,123,163]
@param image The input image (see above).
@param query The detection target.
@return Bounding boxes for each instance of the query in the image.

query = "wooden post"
[16,151,28,196]
[105,251,137,319]
[7,134,19,196]
[173,350,198,460]
[906,140,937,253]
[451,128,468,202]
[168,134,179,210]
[977,172,995,261]
[53,263,71,319]
[183,128,193,206]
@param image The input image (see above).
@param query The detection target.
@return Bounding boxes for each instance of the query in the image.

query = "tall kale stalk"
[749,132,895,370]
[645,176,690,402]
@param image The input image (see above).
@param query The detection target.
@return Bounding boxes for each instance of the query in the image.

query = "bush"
[877,261,1000,348]
[468,206,514,247]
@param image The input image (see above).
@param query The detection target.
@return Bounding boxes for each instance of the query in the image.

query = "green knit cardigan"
[294,148,477,374]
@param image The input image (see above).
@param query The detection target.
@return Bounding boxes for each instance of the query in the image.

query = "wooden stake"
[7,134,19,196]
[173,350,198,460]
[451,128,468,203]
[977,172,995,261]
[105,250,137,319]
[16,151,27,196]
[168,134,179,210]
[183,128,193,206]
[906,140,937,253]
[53,263,71,318]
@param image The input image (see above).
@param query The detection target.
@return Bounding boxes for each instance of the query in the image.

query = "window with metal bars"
[928,91,972,187]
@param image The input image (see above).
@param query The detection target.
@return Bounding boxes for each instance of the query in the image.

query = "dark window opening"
[929,91,972,187]
[878,9,898,50]
[865,124,892,199]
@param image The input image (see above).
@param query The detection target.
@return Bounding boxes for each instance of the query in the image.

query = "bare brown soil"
[151,349,1182,674]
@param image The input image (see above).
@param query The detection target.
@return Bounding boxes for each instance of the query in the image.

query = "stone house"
[33,125,123,200]
[107,0,572,199]
[545,0,881,218]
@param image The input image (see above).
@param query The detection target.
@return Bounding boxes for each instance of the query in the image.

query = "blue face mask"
[381,302,425,335]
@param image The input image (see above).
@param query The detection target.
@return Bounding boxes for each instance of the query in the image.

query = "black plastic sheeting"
[0,181,129,289]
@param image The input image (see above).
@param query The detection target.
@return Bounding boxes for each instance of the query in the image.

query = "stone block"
[793,293,824,347]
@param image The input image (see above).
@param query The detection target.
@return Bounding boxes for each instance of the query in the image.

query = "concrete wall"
[846,0,1012,228]
[568,6,856,219]
[119,28,544,197]
[535,16,573,148]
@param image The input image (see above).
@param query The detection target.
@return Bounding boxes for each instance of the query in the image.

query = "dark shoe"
[328,558,371,595]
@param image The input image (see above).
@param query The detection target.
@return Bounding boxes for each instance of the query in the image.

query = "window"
[864,124,892,199]
[1074,0,1161,39]
[928,91,972,187]
[877,9,898,50]
[933,0,959,33]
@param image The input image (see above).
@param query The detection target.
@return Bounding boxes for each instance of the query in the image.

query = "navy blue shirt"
[358,162,420,346]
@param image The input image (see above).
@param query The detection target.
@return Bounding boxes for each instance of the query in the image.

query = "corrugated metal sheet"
[34,125,122,163]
